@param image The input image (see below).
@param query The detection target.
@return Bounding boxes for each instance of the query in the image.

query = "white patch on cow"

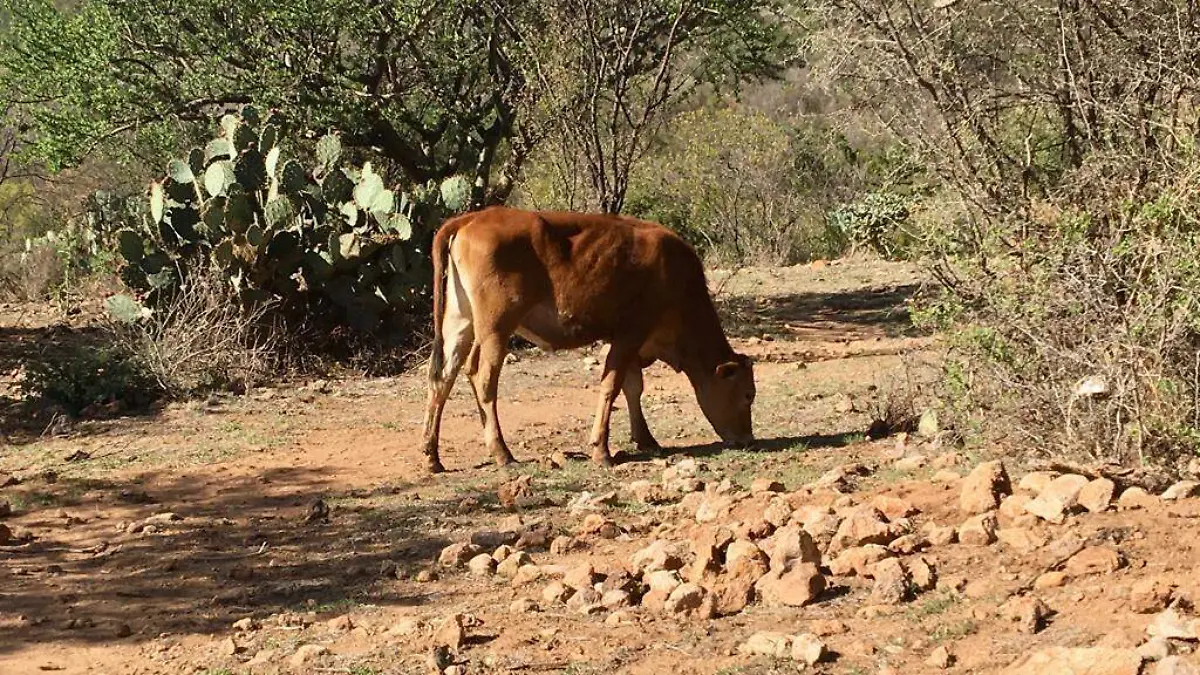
[441,235,474,378]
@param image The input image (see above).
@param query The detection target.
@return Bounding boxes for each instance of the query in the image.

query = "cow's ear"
[715,361,741,379]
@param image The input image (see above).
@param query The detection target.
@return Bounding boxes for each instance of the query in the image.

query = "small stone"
[1017,472,1060,495]
[629,540,686,575]
[433,614,466,650]
[563,562,599,590]
[1034,571,1068,589]
[1138,638,1173,662]
[510,598,539,614]
[1119,487,1159,510]
[512,564,543,586]
[289,645,329,668]
[932,452,962,469]
[444,666,467,675]
[791,633,829,665]
[809,619,850,636]
[888,533,926,555]
[1130,579,1175,614]
[233,617,259,632]
[579,513,614,536]
[416,569,437,583]
[755,562,826,607]
[925,525,957,546]
[1024,474,1089,523]
[1079,478,1116,513]
[438,542,481,568]
[999,494,1034,522]
[1065,546,1124,576]
[927,645,954,669]
[751,478,785,494]
[565,586,603,613]
[663,583,711,617]
[467,553,496,577]
[829,545,892,577]
[601,589,632,610]
[931,469,962,483]
[958,511,998,545]
[999,595,1051,634]
[739,632,793,658]
[869,558,912,605]
[1163,481,1200,500]
[829,506,900,553]
[872,495,918,520]
[605,610,635,626]
[645,570,683,595]
[908,556,937,591]
[1002,647,1141,675]
[1153,657,1200,675]
[542,581,574,605]
[1148,608,1199,641]
[997,527,1048,553]
[894,455,928,472]
[766,524,822,571]
[326,615,353,631]
[496,551,533,579]
[549,535,577,555]
[960,460,1012,515]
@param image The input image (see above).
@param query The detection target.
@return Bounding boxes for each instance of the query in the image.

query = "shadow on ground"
[716,283,922,340]
[0,465,477,654]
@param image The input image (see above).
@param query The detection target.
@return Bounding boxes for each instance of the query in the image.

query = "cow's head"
[696,353,756,446]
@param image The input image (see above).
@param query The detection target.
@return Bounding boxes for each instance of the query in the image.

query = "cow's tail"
[429,213,472,385]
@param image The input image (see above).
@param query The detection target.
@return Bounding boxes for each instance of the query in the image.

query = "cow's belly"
[516,302,601,351]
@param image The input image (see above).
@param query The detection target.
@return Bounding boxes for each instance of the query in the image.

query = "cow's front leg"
[589,344,635,467]
[622,365,660,453]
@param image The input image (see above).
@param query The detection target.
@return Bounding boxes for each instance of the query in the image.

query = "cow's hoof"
[426,459,446,474]
[494,454,519,468]
[591,453,614,469]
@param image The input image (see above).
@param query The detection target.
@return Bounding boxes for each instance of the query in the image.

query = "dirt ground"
[2,258,1197,675]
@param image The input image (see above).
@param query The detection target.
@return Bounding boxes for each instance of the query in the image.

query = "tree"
[509,0,794,213]
[0,0,540,207]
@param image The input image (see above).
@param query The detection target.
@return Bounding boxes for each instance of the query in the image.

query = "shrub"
[21,343,159,416]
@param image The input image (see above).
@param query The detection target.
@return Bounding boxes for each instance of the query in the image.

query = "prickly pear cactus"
[112,106,473,333]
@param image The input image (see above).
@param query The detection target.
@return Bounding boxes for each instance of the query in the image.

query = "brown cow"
[420,206,755,473]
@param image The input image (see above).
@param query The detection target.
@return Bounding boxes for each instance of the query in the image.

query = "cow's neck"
[674,296,736,384]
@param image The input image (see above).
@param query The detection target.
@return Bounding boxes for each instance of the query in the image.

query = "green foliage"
[828,191,915,259]
[113,108,468,334]
[21,345,159,415]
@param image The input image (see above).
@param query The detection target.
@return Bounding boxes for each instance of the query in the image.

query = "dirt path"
[3,259,1195,675]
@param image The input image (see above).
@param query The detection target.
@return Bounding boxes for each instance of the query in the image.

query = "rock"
[605,610,635,626]
[689,526,735,581]
[1079,479,1116,513]
[630,540,685,575]
[1034,571,1068,589]
[888,533,927,555]
[960,460,1012,515]
[663,583,712,617]
[1138,638,1173,662]
[766,524,822,572]
[1018,471,1060,495]
[1148,609,1199,641]
[496,551,533,579]
[1024,474,1090,523]
[869,558,912,605]
[695,494,735,523]
[829,545,892,577]
[416,569,437,582]
[872,495,918,520]
[997,527,1049,553]
[755,562,826,607]
[512,564,543,587]
[958,511,998,546]
[579,513,615,536]
[542,581,574,605]
[289,645,329,668]
[433,614,466,650]
[711,547,769,616]
[1130,579,1175,614]
[439,542,481,568]
[933,452,963,469]
[497,475,534,509]
[894,455,928,472]
[1002,647,1142,675]
[908,556,937,591]
[809,619,850,636]
[601,589,632,610]
[925,524,957,546]
[829,506,900,553]
[626,480,672,505]
[467,553,496,577]
[565,586,603,614]
[1153,657,1200,675]
[762,497,794,528]
[999,595,1051,634]
[444,666,467,675]
[927,645,954,669]
[725,540,766,569]
[999,494,1034,522]
[563,562,600,590]
[645,570,683,595]
[751,478,785,494]
[739,632,793,658]
[218,637,242,657]
[1163,481,1200,500]
[491,545,514,563]
[549,535,577,555]
[233,617,259,632]
[326,615,354,631]
[510,598,539,614]
[918,409,940,438]
[1037,532,1087,569]
[791,633,829,665]
[834,393,856,413]
[1119,487,1159,510]
[1065,546,1124,576]
[932,469,962,484]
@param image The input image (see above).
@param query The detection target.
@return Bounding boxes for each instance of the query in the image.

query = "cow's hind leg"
[622,365,660,453]
[589,343,638,467]
[421,327,473,474]
[469,332,518,467]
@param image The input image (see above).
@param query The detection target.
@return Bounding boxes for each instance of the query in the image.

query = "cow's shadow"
[615,431,864,464]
